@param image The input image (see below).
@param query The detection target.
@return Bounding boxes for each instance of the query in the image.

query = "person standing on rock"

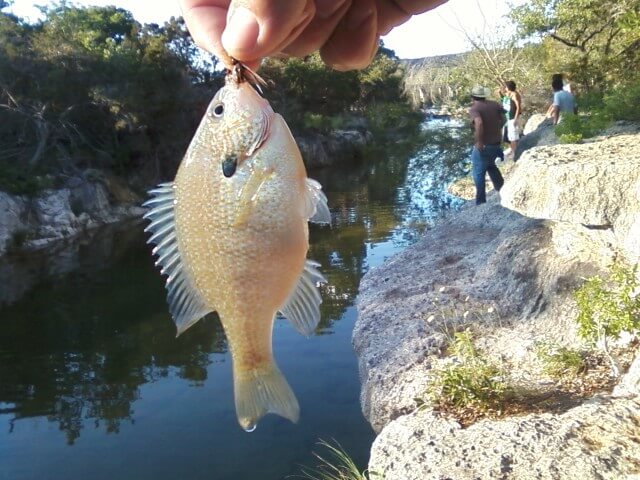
[503,80,522,159]
[548,74,577,124]
[469,85,505,205]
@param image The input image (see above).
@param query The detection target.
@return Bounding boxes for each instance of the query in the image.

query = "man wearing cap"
[469,85,506,205]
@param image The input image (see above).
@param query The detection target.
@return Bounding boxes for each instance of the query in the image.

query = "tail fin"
[233,361,300,432]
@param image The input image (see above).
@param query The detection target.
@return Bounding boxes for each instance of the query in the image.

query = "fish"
[143,64,331,431]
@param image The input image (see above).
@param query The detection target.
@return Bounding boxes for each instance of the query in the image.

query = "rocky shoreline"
[354,120,640,478]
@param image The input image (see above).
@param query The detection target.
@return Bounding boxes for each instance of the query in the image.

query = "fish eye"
[213,103,224,117]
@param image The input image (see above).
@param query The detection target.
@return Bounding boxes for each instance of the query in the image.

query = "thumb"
[221,0,315,62]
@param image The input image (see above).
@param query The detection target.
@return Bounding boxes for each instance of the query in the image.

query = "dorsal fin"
[279,260,326,336]
[304,178,331,224]
[143,182,211,336]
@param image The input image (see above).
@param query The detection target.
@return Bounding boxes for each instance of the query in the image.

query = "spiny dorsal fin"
[143,182,211,336]
[304,178,331,225]
[279,260,326,336]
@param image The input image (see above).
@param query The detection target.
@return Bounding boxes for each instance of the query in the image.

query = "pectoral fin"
[143,183,211,336]
[279,260,327,336]
[304,178,331,224]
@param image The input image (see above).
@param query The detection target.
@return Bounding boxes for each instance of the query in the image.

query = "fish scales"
[144,68,331,431]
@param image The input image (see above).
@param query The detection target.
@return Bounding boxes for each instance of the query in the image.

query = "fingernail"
[347,5,374,30]
[222,6,259,54]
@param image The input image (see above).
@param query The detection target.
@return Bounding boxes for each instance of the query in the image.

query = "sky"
[9,0,525,59]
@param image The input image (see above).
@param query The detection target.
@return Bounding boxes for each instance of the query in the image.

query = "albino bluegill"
[143,65,330,431]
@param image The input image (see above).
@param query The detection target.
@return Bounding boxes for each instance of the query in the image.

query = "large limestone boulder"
[502,134,640,264]
[369,397,640,480]
[515,116,558,160]
[355,130,640,479]
[522,113,548,135]
[354,195,614,432]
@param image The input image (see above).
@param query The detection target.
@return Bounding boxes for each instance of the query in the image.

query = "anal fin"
[143,182,211,335]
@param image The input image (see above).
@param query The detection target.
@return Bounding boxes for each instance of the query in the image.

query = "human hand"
[475,142,484,151]
[178,0,449,71]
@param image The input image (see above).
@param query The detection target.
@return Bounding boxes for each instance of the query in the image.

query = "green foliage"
[427,331,509,412]
[365,102,422,137]
[299,440,369,480]
[555,112,611,141]
[261,45,417,136]
[510,0,640,90]
[555,78,640,143]
[0,162,54,195]
[537,343,587,378]
[602,80,640,121]
[575,262,640,345]
[0,3,220,192]
[302,113,348,133]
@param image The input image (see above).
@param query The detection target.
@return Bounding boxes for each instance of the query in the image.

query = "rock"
[369,398,640,480]
[0,192,28,253]
[32,189,78,240]
[297,129,372,169]
[355,128,640,479]
[522,113,548,135]
[448,160,518,201]
[615,352,640,396]
[69,181,112,220]
[502,134,640,264]
[515,117,558,160]
[354,195,612,432]
[0,173,144,258]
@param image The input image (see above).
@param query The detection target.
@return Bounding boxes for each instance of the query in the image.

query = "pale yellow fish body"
[144,73,330,431]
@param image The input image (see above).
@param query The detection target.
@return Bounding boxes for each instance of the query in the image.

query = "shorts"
[506,119,520,142]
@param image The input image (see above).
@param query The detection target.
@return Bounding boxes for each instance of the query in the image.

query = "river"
[0,118,471,480]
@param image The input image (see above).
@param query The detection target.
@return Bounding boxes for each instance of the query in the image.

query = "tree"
[511,0,640,89]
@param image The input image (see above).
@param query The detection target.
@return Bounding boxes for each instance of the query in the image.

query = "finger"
[179,0,233,66]
[376,0,448,35]
[320,0,378,71]
[390,0,448,15]
[221,0,316,63]
[281,0,352,58]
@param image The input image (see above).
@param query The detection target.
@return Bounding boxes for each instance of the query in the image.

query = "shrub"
[575,263,640,344]
[364,101,422,137]
[536,343,587,379]
[555,111,611,141]
[575,262,640,375]
[427,331,509,413]
[603,80,640,122]
[0,164,54,196]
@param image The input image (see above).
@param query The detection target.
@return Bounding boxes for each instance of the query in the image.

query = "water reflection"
[0,119,471,479]
[0,229,227,444]
[310,122,471,330]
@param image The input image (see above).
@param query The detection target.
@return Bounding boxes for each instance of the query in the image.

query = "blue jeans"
[471,145,504,205]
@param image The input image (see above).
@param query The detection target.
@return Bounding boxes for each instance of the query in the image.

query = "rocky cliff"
[0,171,145,257]
[354,120,640,479]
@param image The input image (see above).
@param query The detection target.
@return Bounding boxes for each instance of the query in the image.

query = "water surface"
[0,120,470,479]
